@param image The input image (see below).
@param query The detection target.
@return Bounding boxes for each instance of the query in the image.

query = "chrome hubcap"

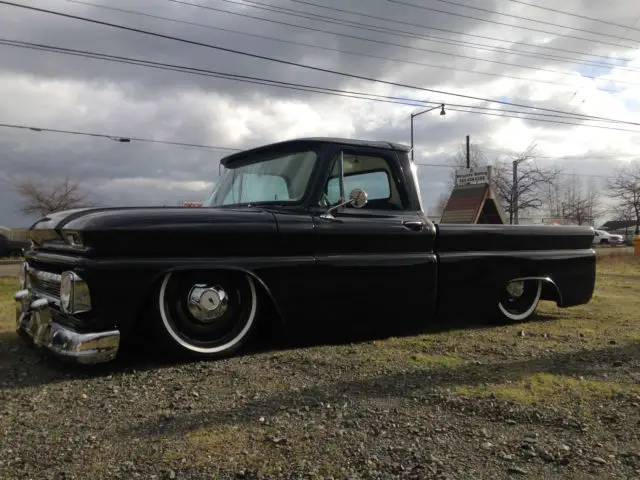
[506,280,525,299]
[187,284,228,322]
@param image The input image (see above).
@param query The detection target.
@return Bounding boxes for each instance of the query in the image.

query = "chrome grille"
[28,268,61,301]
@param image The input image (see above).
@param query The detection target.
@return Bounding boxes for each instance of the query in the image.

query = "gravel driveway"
[1,256,639,479]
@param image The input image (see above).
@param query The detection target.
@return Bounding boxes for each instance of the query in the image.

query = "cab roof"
[220,137,411,166]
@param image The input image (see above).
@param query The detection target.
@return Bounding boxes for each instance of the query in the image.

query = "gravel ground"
[1,256,639,480]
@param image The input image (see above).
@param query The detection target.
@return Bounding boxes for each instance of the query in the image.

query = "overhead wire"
[504,0,640,33]
[57,0,637,93]
[0,122,242,151]
[275,0,636,63]
[0,122,626,180]
[385,0,638,50]
[421,0,640,43]
[192,0,640,76]
[3,38,640,133]
[3,0,638,125]
[267,0,639,71]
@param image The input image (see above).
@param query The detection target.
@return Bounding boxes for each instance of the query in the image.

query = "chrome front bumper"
[14,289,120,365]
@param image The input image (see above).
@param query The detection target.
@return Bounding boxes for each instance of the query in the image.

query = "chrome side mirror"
[321,188,368,219]
[348,188,368,208]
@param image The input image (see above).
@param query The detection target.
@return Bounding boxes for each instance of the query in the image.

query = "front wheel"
[497,279,542,322]
[153,270,258,359]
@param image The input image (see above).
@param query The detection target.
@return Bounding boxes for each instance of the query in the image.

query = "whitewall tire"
[155,270,258,357]
[497,279,542,322]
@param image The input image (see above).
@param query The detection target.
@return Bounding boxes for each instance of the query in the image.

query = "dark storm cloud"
[1,0,639,226]
[2,0,635,100]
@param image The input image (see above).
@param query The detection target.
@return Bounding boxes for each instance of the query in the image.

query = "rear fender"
[503,276,563,306]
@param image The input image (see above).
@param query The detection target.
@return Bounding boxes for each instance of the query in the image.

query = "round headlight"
[60,272,74,312]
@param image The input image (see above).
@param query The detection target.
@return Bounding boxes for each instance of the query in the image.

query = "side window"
[321,152,407,210]
[327,171,390,204]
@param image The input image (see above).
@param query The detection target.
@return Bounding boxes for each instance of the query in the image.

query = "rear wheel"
[153,270,258,359]
[497,279,542,322]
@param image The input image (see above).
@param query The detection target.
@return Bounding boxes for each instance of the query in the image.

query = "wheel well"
[129,268,285,341]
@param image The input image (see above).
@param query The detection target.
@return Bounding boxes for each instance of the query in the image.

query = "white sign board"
[455,166,491,186]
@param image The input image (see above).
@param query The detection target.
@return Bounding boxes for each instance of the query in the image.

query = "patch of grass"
[164,424,345,477]
[456,372,640,405]
[0,277,18,338]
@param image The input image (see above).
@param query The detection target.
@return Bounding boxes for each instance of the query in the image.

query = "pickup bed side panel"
[434,224,596,320]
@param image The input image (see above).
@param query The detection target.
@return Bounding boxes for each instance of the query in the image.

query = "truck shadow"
[0,309,586,390]
[121,339,640,440]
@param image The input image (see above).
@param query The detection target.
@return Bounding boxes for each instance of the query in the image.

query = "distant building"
[439,166,506,224]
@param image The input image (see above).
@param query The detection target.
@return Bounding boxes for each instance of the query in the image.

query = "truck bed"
[434,223,594,253]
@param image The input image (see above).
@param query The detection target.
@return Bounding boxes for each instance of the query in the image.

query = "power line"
[479,146,640,160]
[0,122,242,151]
[425,0,640,43]
[414,161,616,179]
[210,0,640,76]
[4,38,640,133]
[0,121,626,180]
[504,0,640,33]
[282,0,638,70]
[162,0,638,91]
[59,0,636,93]
[3,0,637,125]
[386,0,637,50]
[282,0,634,64]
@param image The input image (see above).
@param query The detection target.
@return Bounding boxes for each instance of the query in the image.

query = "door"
[310,148,438,339]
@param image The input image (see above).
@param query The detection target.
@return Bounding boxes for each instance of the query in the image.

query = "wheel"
[497,279,542,321]
[154,270,258,359]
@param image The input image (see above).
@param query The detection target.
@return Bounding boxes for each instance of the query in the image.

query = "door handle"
[402,220,425,231]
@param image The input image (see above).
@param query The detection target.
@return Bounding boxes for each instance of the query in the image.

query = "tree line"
[432,142,640,235]
[5,146,640,236]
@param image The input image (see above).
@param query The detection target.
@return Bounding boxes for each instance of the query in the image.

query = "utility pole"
[466,135,470,168]
[512,159,518,225]
[511,156,531,225]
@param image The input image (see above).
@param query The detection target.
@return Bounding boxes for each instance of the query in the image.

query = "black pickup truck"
[14,137,596,364]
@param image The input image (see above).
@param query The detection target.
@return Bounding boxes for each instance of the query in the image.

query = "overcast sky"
[1,0,639,227]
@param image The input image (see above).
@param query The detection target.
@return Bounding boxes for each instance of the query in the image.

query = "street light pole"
[410,103,445,162]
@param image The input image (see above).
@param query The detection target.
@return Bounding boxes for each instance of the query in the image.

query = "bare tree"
[607,202,636,237]
[541,177,563,219]
[9,175,93,217]
[559,175,603,225]
[490,143,562,224]
[607,164,640,235]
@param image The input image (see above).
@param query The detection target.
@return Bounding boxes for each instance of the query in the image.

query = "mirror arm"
[320,197,353,220]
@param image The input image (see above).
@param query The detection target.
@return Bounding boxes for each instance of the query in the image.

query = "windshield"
[205,149,318,207]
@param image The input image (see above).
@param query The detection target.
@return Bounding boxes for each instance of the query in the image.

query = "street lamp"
[511,156,531,225]
[410,103,445,162]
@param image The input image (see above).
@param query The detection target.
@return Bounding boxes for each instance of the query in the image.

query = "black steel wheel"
[154,270,258,358]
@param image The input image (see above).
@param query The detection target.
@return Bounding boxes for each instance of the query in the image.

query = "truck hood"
[29,206,279,257]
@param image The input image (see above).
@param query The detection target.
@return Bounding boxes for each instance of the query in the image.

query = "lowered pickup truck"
[14,137,596,364]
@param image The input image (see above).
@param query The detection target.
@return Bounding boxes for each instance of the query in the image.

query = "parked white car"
[592,229,624,246]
